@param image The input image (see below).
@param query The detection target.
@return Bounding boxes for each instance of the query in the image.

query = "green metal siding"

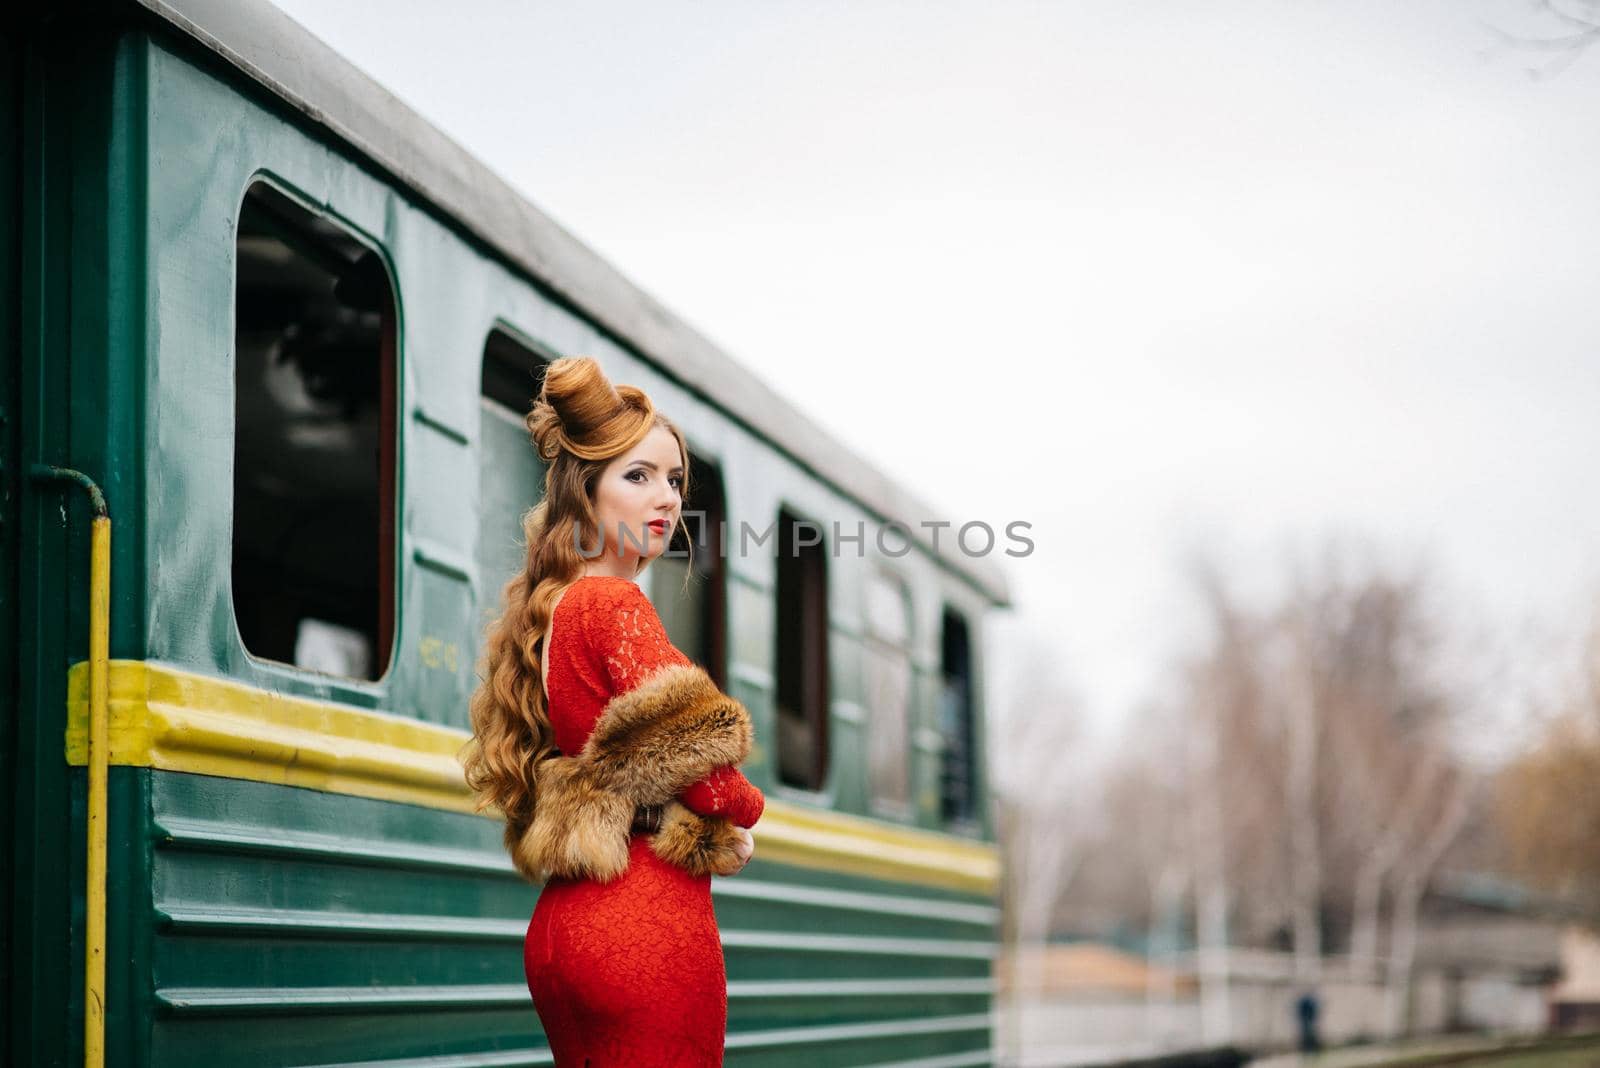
[143,771,995,1065]
[149,773,538,1064]
[0,23,19,1052]
[14,18,155,1066]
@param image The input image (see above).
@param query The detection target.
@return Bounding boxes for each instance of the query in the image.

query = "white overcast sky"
[270,0,1600,749]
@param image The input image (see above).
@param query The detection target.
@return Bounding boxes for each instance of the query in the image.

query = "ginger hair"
[461,355,693,844]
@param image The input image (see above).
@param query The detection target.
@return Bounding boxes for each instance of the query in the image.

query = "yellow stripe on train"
[64,660,1000,895]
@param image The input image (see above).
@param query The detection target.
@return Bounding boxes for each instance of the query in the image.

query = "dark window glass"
[774,509,829,790]
[940,608,977,825]
[232,182,396,680]
[651,457,727,689]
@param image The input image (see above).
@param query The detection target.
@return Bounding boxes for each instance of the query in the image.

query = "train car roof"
[126,0,1012,608]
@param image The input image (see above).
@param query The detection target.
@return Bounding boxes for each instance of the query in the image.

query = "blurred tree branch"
[1485,0,1600,77]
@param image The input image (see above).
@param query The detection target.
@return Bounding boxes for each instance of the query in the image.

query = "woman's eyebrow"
[629,461,685,474]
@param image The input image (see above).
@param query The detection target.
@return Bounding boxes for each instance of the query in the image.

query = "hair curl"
[461,356,693,860]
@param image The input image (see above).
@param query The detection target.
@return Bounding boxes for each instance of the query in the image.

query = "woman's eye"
[626,470,682,490]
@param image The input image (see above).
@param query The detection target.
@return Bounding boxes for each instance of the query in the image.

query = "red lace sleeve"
[680,764,765,827]
[590,577,693,687]
[596,581,765,828]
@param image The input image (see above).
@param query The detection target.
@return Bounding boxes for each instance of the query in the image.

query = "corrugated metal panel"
[148,772,994,1065]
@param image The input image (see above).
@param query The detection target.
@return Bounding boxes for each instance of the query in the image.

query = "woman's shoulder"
[557,575,655,634]
[561,575,686,684]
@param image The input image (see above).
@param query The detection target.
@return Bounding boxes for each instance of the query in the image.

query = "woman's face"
[588,424,684,573]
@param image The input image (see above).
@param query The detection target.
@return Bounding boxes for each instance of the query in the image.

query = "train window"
[865,570,913,815]
[651,457,728,689]
[231,181,397,680]
[939,607,977,825]
[774,508,829,791]
[478,330,549,600]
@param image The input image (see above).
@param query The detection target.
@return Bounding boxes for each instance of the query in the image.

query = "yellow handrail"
[85,514,109,1068]
[31,465,110,1068]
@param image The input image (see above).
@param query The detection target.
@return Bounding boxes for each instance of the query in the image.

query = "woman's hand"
[730,826,755,874]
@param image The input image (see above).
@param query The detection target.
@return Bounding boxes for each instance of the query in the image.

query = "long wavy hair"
[462,355,693,856]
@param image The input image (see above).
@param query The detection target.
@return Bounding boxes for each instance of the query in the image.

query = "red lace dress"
[524,575,766,1068]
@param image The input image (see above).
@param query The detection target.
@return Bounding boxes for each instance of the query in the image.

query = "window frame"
[771,504,831,796]
[476,325,555,637]
[227,174,404,686]
[649,452,729,690]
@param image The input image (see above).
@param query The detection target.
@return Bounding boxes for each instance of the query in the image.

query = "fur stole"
[509,662,754,884]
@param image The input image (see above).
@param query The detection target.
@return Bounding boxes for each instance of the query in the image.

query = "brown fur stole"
[509,662,754,884]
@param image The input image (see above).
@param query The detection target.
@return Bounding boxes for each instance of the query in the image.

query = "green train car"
[3,2,1012,1064]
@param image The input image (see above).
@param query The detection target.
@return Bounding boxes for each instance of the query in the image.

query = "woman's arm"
[597,580,764,827]
[681,764,765,828]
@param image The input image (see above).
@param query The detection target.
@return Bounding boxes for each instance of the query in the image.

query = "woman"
[463,356,765,1067]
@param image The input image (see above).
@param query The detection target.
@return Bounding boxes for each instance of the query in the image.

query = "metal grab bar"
[31,465,110,1068]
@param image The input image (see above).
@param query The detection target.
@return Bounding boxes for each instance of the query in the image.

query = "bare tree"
[993,635,1095,1059]
[1097,699,1196,1045]
[1180,540,1471,1009]
[1384,768,1475,1036]
[1279,613,1323,984]
[1077,535,1481,1046]
[1281,542,1468,967]
[1347,747,1446,977]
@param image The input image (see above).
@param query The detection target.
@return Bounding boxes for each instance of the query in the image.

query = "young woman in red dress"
[463,356,765,1068]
